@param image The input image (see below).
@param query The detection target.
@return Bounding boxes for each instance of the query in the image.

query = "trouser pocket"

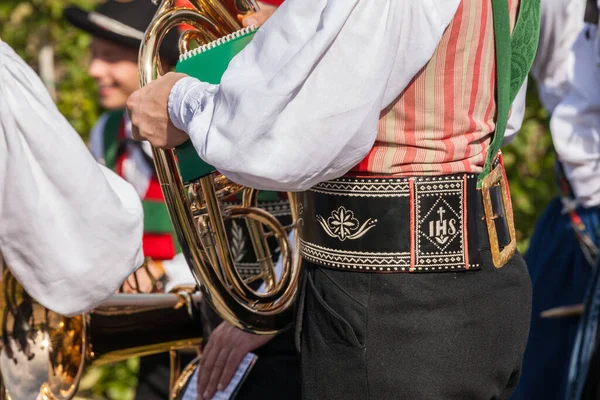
[305,266,369,347]
[299,265,371,399]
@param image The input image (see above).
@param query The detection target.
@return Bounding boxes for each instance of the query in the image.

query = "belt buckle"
[481,163,516,268]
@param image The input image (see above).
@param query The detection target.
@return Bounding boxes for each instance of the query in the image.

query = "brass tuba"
[139,0,302,335]
[0,270,203,400]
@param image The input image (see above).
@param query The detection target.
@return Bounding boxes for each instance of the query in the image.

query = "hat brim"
[64,7,142,51]
[64,6,180,65]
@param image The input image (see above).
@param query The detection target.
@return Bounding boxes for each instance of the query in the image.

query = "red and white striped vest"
[353,0,520,176]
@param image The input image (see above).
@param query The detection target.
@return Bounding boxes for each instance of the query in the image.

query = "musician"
[128,0,539,398]
[0,39,143,317]
[509,0,592,398]
[530,0,600,398]
[62,2,197,397]
[66,1,300,399]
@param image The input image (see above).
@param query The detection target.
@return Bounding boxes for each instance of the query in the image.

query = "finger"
[218,349,245,393]
[131,124,142,141]
[242,15,259,27]
[203,346,232,399]
[196,337,219,396]
[122,275,136,293]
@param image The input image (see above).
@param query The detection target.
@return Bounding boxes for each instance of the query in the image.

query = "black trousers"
[135,326,301,399]
[135,353,195,400]
[135,333,300,400]
[296,250,532,399]
[236,328,301,399]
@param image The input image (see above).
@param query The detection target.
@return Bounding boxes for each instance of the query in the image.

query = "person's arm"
[0,39,144,317]
[129,0,462,191]
[530,0,585,113]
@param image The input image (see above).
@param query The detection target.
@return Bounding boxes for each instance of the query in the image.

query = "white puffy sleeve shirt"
[168,0,528,190]
[0,40,144,316]
[550,23,600,208]
[530,0,585,113]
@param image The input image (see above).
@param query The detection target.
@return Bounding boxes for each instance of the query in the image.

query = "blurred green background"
[0,1,557,398]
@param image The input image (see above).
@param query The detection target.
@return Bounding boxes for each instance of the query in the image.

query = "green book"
[174,26,257,183]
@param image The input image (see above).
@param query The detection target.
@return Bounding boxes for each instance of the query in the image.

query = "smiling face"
[88,38,139,110]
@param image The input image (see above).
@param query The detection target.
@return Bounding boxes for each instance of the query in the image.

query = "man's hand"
[240,1,278,27]
[127,72,189,148]
[197,321,275,400]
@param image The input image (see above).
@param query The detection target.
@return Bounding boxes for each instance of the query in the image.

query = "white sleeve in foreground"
[169,0,460,191]
[0,40,144,316]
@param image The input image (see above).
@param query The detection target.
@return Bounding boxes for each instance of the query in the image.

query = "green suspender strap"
[479,0,541,188]
[102,110,125,170]
[479,0,540,268]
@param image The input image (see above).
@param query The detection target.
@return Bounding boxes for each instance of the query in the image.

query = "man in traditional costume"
[510,0,593,398]
[66,1,299,398]
[63,2,195,396]
[128,0,540,397]
[517,0,600,398]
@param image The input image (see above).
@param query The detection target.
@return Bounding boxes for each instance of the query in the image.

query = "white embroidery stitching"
[316,206,377,241]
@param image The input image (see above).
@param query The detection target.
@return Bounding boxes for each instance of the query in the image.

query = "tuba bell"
[139,0,302,335]
[0,270,204,400]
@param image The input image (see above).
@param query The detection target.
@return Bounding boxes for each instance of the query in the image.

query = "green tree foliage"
[0,2,558,399]
[0,0,101,140]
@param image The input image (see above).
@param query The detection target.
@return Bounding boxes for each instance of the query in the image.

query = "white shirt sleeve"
[550,24,600,208]
[530,0,585,113]
[168,0,461,191]
[0,40,144,317]
[503,78,528,146]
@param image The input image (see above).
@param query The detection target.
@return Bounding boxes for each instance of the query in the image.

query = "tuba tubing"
[139,0,302,335]
[0,270,204,400]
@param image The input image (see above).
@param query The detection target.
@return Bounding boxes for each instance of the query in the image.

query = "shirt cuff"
[168,76,216,132]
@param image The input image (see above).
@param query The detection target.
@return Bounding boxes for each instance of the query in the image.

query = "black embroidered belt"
[297,167,514,273]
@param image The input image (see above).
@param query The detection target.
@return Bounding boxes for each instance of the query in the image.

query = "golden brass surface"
[0,271,203,400]
[481,161,517,268]
[170,356,200,400]
[139,0,302,334]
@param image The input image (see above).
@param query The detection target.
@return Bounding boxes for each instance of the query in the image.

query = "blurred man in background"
[64,1,194,397]
[66,1,299,398]
[511,0,600,398]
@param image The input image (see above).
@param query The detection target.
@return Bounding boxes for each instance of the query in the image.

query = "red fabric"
[142,233,177,260]
[408,179,415,272]
[260,0,284,5]
[144,178,166,201]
